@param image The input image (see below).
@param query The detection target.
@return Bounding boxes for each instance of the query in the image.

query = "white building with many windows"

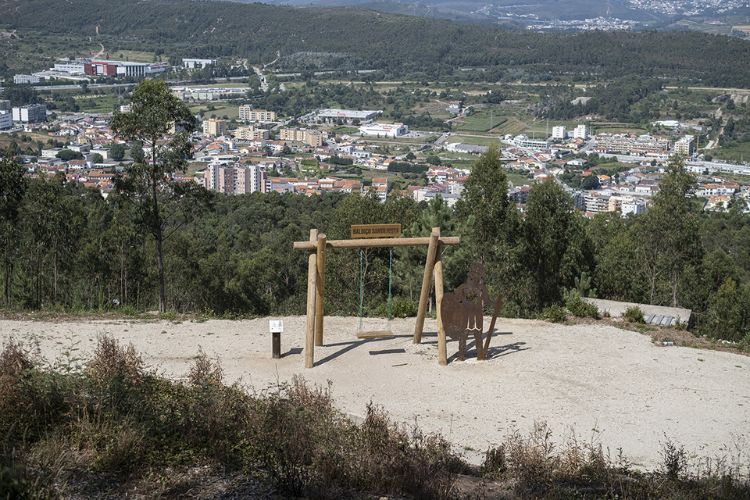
[0,110,12,130]
[12,104,47,123]
[573,124,589,140]
[203,163,267,195]
[238,105,277,122]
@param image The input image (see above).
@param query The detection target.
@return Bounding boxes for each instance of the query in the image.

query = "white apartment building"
[622,198,647,216]
[673,135,695,156]
[202,118,228,137]
[0,110,12,130]
[583,191,610,213]
[238,105,276,123]
[279,128,324,147]
[12,104,47,123]
[551,126,567,140]
[203,163,266,195]
[572,124,588,140]
[234,126,269,141]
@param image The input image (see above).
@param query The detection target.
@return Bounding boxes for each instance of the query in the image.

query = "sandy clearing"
[2,316,749,468]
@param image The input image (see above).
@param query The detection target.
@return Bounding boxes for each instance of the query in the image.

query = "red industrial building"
[84,62,118,77]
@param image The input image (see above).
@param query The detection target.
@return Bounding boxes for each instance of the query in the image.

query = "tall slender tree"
[522,179,590,308]
[638,157,701,306]
[112,80,196,312]
[455,147,521,304]
[0,153,27,305]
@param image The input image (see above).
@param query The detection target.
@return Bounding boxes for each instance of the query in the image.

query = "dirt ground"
[2,316,749,468]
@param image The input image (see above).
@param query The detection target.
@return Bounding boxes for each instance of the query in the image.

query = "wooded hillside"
[1,0,749,86]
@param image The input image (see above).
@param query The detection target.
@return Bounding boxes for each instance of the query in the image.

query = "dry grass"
[566,316,750,357]
[0,336,461,498]
[478,422,750,498]
[2,336,748,498]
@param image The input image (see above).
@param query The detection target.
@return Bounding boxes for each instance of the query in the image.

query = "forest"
[1,150,749,345]
[1,0,750,86]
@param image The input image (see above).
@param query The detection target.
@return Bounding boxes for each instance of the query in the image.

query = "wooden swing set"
[292,226,459,368]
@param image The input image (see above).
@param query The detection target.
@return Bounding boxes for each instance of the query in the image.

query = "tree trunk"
[53,252,58,304]
[151,145,166,313]
[4,252,10,306]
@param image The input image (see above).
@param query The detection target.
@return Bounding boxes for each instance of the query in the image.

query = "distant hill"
[231,0,750,25]
[1,0,749,86]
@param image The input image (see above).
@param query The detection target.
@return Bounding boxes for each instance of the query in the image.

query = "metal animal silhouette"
[440,263,502,361]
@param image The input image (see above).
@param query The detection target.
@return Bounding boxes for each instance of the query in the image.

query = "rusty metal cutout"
[441,262,503,361]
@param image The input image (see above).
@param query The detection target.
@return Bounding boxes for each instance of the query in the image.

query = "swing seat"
[356,330,395,339]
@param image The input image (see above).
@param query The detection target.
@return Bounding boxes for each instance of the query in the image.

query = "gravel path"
[2,316,749,467]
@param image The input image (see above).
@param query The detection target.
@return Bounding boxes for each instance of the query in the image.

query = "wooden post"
[305,230,318,369]
[272,331,281,359]
[414,227,440,344]
[315,233,326,346]
[433,244,447,366]
[482,294,504,359]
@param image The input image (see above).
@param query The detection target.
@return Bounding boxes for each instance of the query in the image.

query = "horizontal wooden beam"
[293,236,460,250]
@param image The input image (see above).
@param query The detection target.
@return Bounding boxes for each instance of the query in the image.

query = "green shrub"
[540,305,567,323]
[373,297,418,318]
[391,297,418,318]
[623,306,645,324]
[564,290,599,319]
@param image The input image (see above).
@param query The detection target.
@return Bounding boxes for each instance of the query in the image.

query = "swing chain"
[358,249,365,332]
[387,248,393,321]
[357,247,394,331]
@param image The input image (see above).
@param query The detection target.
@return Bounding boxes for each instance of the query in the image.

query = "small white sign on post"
[269,320,284,334]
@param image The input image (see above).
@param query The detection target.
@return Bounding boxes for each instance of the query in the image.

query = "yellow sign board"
[351,224,402,239]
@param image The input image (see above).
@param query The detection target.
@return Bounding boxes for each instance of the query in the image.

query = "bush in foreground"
[481,423,750,499]
[1,337,748,499]
[0,336,459,498]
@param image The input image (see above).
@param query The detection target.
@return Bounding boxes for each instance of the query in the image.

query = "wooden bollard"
[272,332,281,359]
[269,319,284,359]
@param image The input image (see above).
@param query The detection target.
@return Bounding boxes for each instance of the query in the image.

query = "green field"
[448,135,499,147]
[109,49,157,62]
[494,116,529,136]
[506,171,533,186]
[592,123,648,135]
[716,142,750,163]
[75,94,122,114]
[190,104,240,120]
[332,126,359,134]
[455,109,506,133]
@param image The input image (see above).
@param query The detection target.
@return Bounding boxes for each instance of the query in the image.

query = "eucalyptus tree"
[0,153,27,305]
[112,80,197,312]
[638,157,701,306]
[455,147,522,305]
